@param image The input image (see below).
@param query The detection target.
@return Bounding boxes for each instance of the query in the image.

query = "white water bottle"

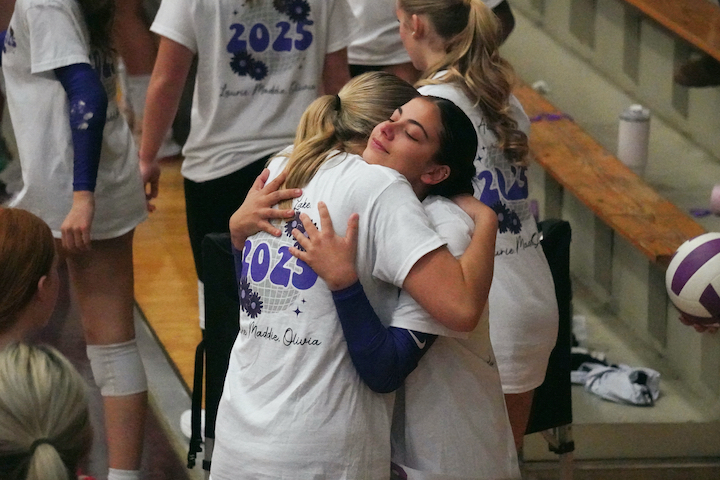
[617,104,651,176]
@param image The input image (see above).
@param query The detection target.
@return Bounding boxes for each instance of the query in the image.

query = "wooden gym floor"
[133,156,201,390]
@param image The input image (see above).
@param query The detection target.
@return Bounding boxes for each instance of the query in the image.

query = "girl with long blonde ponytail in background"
[396,0,559,457]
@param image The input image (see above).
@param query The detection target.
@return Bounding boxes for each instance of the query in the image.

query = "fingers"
[252,168,271,191]
[149,177,159,200]
[288,245,308,262]
[345,213,359,247]
[315,202,334,234]
[262,169,286,192]
[261,207,296,221]
[61,226,91,253]
[299,212,320,237]
[291,227,310,250]
[266,188,303,207]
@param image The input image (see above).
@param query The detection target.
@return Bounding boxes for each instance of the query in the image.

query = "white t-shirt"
[347,0,410,66]
[151,0,356,182]
[3,0,147,239]
[419,79,559,394]
[389,196,520,480]
[211,151,446,479]
[347,0,504,66]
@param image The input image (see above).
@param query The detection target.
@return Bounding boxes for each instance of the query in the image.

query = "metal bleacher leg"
[540,424,574,480]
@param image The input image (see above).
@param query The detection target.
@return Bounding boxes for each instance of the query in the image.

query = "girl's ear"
[421,164,451,187]
[411,13,423,38]
[36,275,50,302]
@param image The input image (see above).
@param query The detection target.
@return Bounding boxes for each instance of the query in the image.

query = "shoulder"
[418,80,467,105]
[333,153,408,186]
[422,196,473,231]
[419,81,482,122]
[508,94,531,134]
[22,0,73,11]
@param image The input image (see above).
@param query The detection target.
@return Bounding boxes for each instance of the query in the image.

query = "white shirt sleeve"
[26,3,89,73]
[325,0,359,53]
[151,0,198,53]
[483,0,504,9]
[389,197,476,337]
[368,181,446,289]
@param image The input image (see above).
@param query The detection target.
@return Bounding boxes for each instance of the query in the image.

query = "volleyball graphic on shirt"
[239,223,318,315]
[666,232,720,320]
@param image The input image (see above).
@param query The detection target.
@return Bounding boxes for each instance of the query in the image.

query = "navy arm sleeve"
[1,30,6,65]
[332,281,437,393]
[54,63,108,192]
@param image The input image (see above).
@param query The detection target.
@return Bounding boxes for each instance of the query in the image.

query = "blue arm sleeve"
[54,63,108,192]
[1,30,6,65]
[332,281,437,393]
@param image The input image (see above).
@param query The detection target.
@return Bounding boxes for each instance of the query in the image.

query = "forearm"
[403,212,496,332]
[333,281,436,393]
[139,37,192,164]
[322,48,350,95]
[55,63,108,192]
[457,209,497,322]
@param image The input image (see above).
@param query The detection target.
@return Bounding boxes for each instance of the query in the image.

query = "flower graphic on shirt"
[284,211,317,251]
[249,60,269,80]
[284,211,305,238]
[273,0,310,22]
[273,0,290,14]
[286,0,311,22]
[238,276,252,311]
[506,210,521,234]
[246,291,264,318]
[230,50,255,76]
[492,201,522,234]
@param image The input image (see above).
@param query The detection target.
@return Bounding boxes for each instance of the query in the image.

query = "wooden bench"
[620,0,720,63]
[513,82,706,268]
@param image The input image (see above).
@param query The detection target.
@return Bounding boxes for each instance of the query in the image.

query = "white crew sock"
[107,468,140,480]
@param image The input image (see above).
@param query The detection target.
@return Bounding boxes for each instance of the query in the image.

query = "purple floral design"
[246,292,263,318]
[230,50,254,76]
[238,276,252,312]
[492,201,522,234]
[284,211,316,251]
[272,0,310,22]
[284,211,305,238]
[249,60,268,80]
[286,0,311,22]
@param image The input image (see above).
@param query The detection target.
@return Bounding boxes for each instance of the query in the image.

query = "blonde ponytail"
[401,0,529,166]
[0,344,92,480]
[279,71,419,208]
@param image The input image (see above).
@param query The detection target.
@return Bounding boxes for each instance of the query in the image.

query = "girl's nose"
[379,121,395,139]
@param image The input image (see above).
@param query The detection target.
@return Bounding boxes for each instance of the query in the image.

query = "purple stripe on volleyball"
[700,283,720,317]
[671,238,720,295]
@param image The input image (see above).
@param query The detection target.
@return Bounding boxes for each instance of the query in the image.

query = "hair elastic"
[334,94,342,112]
[29,438,54,455]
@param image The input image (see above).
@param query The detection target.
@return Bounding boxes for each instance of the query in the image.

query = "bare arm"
[291,199,498,333]
[322,48,351,95]
[138,37,194,208]
[402,196,497,332]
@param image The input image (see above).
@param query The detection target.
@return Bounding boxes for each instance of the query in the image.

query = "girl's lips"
[371,137,387,153]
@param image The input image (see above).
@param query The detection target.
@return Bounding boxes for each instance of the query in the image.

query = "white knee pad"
[86,339,148,397]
